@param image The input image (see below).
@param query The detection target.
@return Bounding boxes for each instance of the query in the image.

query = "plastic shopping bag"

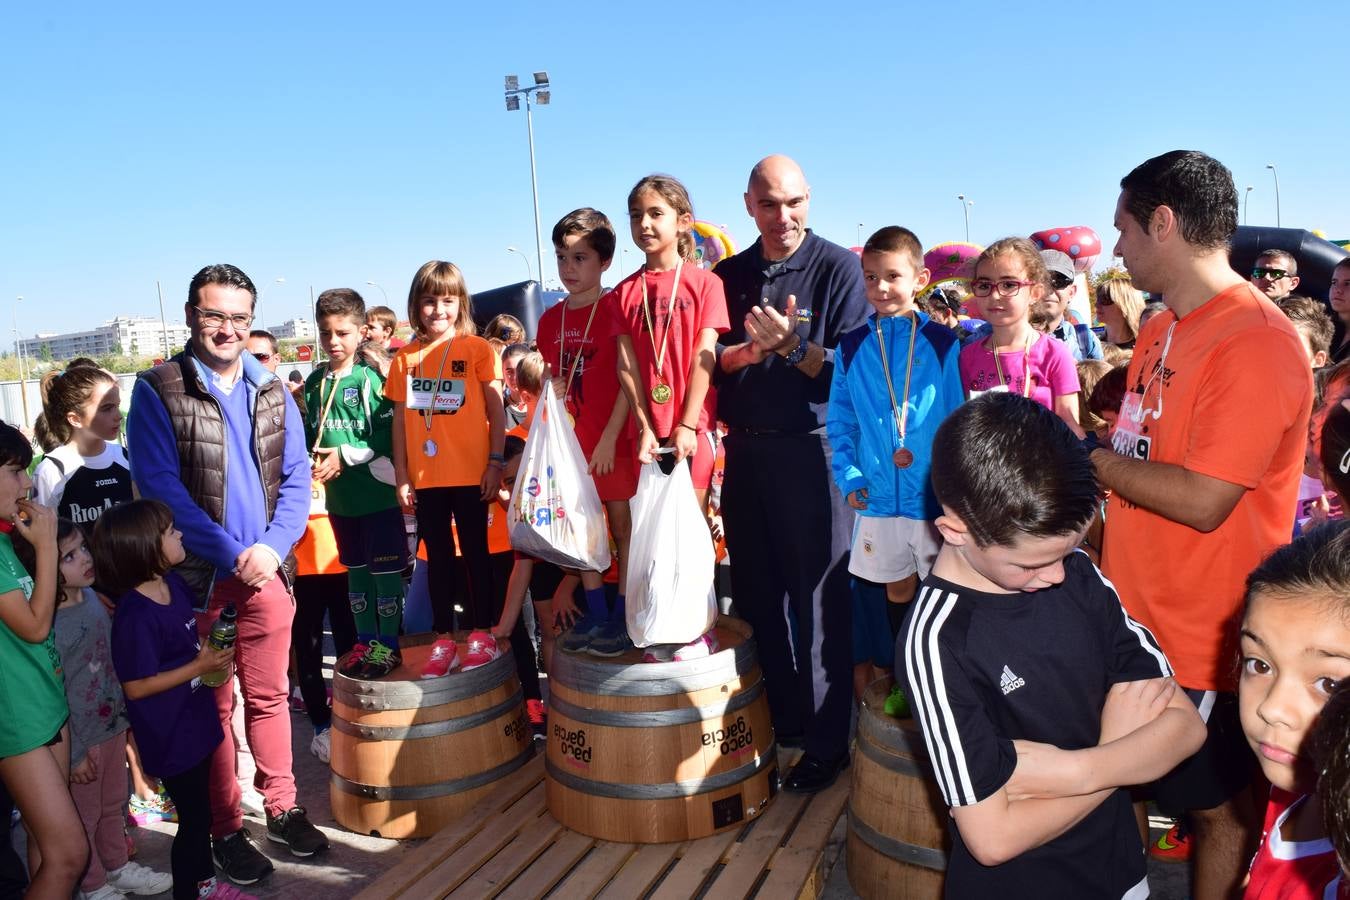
[507,383,612,572]
[625,456,717,647]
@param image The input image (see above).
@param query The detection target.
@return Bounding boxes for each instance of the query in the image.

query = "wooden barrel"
[847,676,949,899]
[545,617,778,843]
[329,635,534,839]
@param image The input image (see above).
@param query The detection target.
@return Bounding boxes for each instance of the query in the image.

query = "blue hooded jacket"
[827,310,964,519]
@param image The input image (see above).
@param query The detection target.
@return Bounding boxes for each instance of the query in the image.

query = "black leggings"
[161,755,213,900]
[292,572,357,731]
[416,485,494,632]
[488,551,541,701]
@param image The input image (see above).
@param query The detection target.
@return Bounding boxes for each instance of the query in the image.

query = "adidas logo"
[1000,665,1026,696]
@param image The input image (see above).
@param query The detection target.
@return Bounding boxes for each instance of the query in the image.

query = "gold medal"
[640,261,683,408]
[651,383,672,404]
[893,448,913,468]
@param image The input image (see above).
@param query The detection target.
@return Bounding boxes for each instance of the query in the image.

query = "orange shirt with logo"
[1101,284,1311,691]
[386,335,502,489]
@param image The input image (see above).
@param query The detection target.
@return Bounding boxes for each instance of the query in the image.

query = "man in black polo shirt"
[715,155,870,792]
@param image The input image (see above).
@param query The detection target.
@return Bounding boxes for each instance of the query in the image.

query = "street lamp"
[505,71,550,287]
[856,223,863,247]
[957,194,973,242]
[1244,186,1253,225]
[12,296,28,426]
[365,281,389,306]
[1265,164,1281,227]
[257,277,285,327]
[506,246,533,281]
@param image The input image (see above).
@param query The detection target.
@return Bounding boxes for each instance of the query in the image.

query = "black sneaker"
[266,806,329,857]
[353,640,401,680]
[212,828,274,885]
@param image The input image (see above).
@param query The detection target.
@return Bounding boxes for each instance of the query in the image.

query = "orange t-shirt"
[293,515,346,576]
[1101,284,1311,691]
[386,334,502,489]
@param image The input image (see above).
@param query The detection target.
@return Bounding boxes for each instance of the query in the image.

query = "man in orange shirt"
[1093,150,1312,900]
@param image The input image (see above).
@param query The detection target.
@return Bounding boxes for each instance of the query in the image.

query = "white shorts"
[847,515,941,583]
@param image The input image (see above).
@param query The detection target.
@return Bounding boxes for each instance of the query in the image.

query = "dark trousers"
[721,432,854,761]
[161,755,213,900]
[0,780,25,900]
[489,551,541,701]
[416,486,494,632]
[292,572,357,731]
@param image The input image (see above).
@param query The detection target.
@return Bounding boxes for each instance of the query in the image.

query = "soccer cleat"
[336,642,369,678]
[585,620,634,658]
[265,806,329,857]
[461,632,501,670]
[420,639,460,679]
[104,860,173,895]
[1149,821,1191,862]
[353,640,401,680]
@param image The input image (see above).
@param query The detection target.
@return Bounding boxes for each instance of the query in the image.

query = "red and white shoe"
[337,643,369,678]
[419,639,460,679]
[461,632,501,670]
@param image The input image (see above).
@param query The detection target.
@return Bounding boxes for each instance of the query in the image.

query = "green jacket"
[303,362,398,517]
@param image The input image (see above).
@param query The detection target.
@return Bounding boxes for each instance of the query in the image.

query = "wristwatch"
[783,336,809,367]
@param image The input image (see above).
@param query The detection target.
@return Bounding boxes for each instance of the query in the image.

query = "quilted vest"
[138,353,291,602]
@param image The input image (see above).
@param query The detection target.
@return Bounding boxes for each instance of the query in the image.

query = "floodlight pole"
[1266,164,1281,227]
[1244,186,1253,225]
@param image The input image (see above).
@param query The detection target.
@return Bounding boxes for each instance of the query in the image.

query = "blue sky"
[3,2,1347,337]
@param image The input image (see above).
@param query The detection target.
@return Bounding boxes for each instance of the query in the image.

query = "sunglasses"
[1251,267,1290,281]
[1096,296,1115,307]
[1049,273,1074,291]
[252,352,274,362]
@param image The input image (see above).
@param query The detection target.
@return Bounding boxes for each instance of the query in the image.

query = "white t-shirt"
[32,442,134,525]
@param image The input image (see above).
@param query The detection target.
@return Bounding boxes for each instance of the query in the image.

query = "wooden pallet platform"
[355,748,849,900]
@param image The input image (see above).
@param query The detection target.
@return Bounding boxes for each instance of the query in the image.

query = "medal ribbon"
[639,260,684,389]
[992,334,1033,398]
[417,336,455,431]
[560,290,602,402]
[876,312,918,451]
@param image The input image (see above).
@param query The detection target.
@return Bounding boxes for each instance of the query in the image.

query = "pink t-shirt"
[959,332,1080,411]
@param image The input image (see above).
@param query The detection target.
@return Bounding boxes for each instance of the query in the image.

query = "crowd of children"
[2,161,1350,900]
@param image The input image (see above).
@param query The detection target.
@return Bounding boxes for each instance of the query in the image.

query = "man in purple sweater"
[128,264,324,886]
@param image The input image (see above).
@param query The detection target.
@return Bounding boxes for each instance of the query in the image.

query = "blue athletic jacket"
[827,311,964,519]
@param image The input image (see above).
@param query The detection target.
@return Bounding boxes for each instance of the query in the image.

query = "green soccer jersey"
[304,362,399,517]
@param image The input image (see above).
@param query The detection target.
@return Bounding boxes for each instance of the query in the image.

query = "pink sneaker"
[461,632,501,670]
[198,877,259,899]
[420,639,460,679]
[672,630,719,662]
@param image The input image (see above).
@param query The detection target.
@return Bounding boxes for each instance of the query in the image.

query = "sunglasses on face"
[1251,267,1290,281]
[1049,273,1074,291]
[1096,296,1115,307]
[252,352,273,362]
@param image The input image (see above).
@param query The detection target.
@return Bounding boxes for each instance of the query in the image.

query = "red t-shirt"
[1245,788,1348,899]
[536,293,633,454]
[605,264,730,436]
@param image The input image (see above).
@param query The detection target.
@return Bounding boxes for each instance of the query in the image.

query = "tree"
[37,344,52,363]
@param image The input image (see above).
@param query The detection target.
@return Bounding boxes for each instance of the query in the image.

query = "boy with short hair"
[827,226,963,698]
[1276,294,1334,368]
[898,392,1206,899]
[305,289,411,679]
[364,305,403,351]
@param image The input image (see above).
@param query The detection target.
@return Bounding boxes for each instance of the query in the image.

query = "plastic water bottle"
[200,604,238,688]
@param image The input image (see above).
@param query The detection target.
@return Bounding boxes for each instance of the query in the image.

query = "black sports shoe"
[353,640,401,680]
[266,806,329,857]
[212,828,274,885]
[783,753,850,794]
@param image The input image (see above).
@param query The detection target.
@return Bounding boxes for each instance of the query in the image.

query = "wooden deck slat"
[548,841,638,899]
[647,828,743,900]
[396,783,547,900]
[701,791,810,899]
[756,776,851,897]
[594,842,684,900]
[504,830,598,899]
[444,813,565,900]
[353,755,545,899]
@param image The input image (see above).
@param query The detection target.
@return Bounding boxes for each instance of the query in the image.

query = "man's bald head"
[745,155,811,261]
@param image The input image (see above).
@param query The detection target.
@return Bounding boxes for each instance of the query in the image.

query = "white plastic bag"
[625,456,717,647]
[506,384,612,572]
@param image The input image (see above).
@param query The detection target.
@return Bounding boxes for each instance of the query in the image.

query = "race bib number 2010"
[407,375,466,412]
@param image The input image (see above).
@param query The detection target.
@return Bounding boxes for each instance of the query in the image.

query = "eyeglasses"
[252,352,273,362]
[971,279,1037,299]
[1251,267,1290,281]
[193,306,254,331]
[1049,273,1074,291]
